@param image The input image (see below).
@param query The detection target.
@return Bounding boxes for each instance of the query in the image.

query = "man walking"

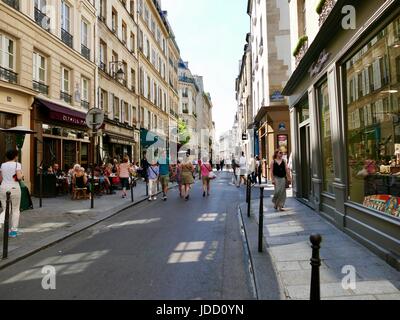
[158,150,170,201]
[141,151,150,195]
[238,152,247,187]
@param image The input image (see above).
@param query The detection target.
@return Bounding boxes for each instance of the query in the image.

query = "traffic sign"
[86,108,105,130]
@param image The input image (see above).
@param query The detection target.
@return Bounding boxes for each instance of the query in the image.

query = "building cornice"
[282,0,355,96]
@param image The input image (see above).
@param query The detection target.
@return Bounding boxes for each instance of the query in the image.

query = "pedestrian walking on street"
[255,155,262,185]
[249,155,256,185]
[200,158,213,197]
[0,149,23,238]
[181,157,194,201]
[231,158,238,185]
[175,160,183,198]
[270,149,292,211]
[118,155,132,199]
[147,160,159,201]
[158,150,170,201]
[238,152,248,187]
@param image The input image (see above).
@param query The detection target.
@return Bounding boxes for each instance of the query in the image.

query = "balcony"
[32,80,49,95]
[259,38,264,55]
[317,0,337,27]
[81,100,90,109]
[293,36,309,67]
[0,66,18,84]
[60,91,72,104]
[2,0,19,10]
[99,62,107,73]
[34,7,50,31]
[61,28,73,48]
[81,44,91,60]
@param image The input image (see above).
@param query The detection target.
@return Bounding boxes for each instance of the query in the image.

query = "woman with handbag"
[199,158,214,197]
[0,149,23,238]
[181,157,194,201]
[270,149,292,211]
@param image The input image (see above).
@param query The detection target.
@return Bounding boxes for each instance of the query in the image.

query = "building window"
[81,19,90,60]
[122,21,127,44]
[60,67,71,103]
[81,77,89,108]
[123,101,129,123]
[99,0,106,20]
[344,13,400,218]
[130,32,135,53]
[61,1,70,32]
[99,40,107,72]
[33,52,48,94]
[100,89,108,111]
[132,106,137,125]
[111,7,117,33]
[132,64,138,87]
[0,34,16,83]
[114,96,120,120]
[317,81,334,193]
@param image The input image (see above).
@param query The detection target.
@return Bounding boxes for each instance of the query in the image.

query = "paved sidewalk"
[0,180,176,269]
[240,185,400,300]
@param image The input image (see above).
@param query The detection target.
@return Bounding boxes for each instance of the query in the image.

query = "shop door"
[299,124,312,200]
[63,140,77,170]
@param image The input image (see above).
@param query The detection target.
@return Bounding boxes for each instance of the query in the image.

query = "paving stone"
[351,280,400,295]
[374,293,400,300]
[274,261,302,272]
[323,295,377,300]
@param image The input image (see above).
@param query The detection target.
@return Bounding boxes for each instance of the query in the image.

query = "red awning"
[36,98,87,126]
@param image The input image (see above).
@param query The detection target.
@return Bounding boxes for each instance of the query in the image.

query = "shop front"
[255,106,290,181]
[32,98,90,193]
[283,0,400,269]
[102,120,138,164]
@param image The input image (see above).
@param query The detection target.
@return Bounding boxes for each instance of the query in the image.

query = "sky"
[162,0,249,138]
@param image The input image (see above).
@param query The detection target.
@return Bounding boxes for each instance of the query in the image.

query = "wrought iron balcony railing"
[318,0,337,27]
[0,66,18,84]
[61,28,73,48]
[81,44,90,60]
[60,91,72,104]
[34,7,50,30]
[81,100,90,109]
[99,62,107,73]
[2,0,19,11]
[33,80,49,95]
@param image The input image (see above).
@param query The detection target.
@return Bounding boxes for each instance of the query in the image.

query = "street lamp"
[109,61,125,81]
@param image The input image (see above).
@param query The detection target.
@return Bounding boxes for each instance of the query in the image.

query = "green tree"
[178,118,191,146]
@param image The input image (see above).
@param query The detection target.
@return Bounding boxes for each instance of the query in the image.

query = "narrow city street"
[0,172,255,300]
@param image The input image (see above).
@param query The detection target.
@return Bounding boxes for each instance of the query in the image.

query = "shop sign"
[49,111,86,126]
[309,49,331,78]
[278,122,286,131]
[270,91,285,102]
[109,137,135,146]
[277,134,288,159]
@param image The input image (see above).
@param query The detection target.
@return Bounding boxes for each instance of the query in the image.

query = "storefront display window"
[298,98,309,123]
[345,13,400,218]
[318,81,334,193]
[0,112,17,162]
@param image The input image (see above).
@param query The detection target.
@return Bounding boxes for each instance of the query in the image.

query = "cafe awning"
[35,98,87,126]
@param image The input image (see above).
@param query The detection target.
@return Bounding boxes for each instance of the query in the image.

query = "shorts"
[120,177,129,189]
[160,175,169,188]
[202,176,210,184]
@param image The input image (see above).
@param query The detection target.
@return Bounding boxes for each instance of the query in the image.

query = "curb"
[238,202,288,300]
[0,184,178,270]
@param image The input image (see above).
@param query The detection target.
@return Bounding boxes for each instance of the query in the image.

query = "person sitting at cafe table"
[71,165,88,199]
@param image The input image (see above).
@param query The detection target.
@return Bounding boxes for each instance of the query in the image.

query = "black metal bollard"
[2,191,11,260]
[39,166,43,208]
[247,177,251,218]
[258,186,264,252]
[310,234,322,301]
[131,179,134,203]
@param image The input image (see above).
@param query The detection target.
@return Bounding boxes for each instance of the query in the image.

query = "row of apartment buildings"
[234,0,400,270]
[0,0,215,193]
